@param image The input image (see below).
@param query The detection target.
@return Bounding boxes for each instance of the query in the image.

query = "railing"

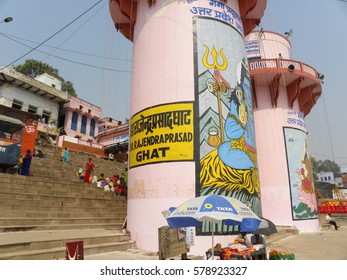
[57,135,104,157]
[37,122,58,136]
[249,58,318,78]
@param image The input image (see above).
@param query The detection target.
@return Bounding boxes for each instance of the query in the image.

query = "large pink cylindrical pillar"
[110,0,266,256]
[246,31,322,232]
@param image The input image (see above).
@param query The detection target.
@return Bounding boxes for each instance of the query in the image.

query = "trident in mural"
[203,45,230,144]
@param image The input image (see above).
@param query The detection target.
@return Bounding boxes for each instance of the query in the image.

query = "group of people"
[238,232,266,247]
[236,232,267,260]
[78,158,128,196]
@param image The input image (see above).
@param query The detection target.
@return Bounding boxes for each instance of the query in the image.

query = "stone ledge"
[321,224,334,231]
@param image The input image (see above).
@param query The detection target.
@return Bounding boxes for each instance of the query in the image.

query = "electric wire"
[40,0,108,63]
[0,32,131,73]
[0,32,131,62]
[0,0,105,70]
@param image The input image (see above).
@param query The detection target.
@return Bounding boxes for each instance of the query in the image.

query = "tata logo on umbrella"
[201,203,238,213]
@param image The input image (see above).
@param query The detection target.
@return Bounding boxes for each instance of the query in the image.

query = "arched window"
[81,116,87,134]
[71,112,78,131]
[90,119,96,137]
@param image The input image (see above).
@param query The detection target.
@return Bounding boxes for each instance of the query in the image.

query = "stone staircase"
[31,144,126,180]
[265,226,299,245]
[0,144,134,260]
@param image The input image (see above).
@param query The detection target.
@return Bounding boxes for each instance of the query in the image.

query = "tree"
[62,81,77,97]
[317,159,341,177]
[310,157,341,178]
[15,59,58,78]
[15,59,77,96]
[310,156,319,180]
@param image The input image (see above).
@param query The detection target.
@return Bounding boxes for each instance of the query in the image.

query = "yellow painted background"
[130,103,194,168]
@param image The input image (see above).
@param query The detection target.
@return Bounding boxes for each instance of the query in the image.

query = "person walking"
[20,149,32,176]
[326,213,339,230]
[83,158,95,183]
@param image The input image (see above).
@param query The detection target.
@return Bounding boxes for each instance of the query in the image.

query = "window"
[71,112,78,131]
[28,105,37,114]
[42,110,51,124]
[90,119,96,137]
[88,109,92,114]
[81,116,87,134]
[12,99,23,110]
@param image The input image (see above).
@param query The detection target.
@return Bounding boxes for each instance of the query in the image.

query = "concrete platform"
[86,224,347,260]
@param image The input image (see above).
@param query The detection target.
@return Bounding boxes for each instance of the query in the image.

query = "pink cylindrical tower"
[245,30,322,232]
[109,0,267,255]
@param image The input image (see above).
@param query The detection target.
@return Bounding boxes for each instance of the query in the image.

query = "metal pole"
[212,223,215,260]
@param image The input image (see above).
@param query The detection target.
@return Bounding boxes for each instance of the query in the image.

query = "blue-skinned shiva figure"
[219,60,256,170]
[199,57,260,222]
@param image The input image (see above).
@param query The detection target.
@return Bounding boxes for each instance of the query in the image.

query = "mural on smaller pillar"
[284,127,318,220]
[194,15,260,235]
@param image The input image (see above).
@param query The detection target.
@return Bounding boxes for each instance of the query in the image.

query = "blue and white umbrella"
[166,194,261,259]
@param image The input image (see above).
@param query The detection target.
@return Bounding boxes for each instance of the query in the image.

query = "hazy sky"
[0,0,133,122]
[1,0,346,168]
[260,0,347,169]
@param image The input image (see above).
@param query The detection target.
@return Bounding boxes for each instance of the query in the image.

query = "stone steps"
[0,144,132,259]
[0,229,135,260]
[0,210,127,218]
[0,204,123,212]
[0,240,136,260]
[0,223,123,233]
[34,145,126,179]
[265,226,299,245]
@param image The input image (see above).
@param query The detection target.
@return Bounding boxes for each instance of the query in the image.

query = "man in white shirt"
[326,213,339,230]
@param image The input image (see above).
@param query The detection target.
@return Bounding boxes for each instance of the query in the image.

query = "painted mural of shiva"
[200,58,260,216]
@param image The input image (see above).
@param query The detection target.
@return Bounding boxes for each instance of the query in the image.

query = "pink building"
[96,121,129,162]
[60,95,101,140]
[58,96,104,156]
[246,30,322,231]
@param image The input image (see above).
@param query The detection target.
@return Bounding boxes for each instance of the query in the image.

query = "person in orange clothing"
[83,158,95,183]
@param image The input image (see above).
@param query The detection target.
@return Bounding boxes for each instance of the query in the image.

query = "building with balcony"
[57,96,104,156]
[0,67,68,153]
[246,30,323,231]
[96,121,129,162]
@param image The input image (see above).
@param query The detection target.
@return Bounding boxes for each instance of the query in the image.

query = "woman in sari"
[83,158,95,183]
[21,149,32,176]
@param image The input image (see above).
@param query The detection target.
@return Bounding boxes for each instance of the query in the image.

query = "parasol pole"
[212,222,215,260]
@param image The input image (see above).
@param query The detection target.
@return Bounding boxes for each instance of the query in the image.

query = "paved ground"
[86,215,347,260]
[267,224,347,260]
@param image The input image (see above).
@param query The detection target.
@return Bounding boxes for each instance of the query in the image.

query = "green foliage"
[62,81,77,97]
[310,157,319,179]
[15,59,77,96]
[317,159,341,177]
[311,156,341,178]
[15,59,58,78]
[310,157,318,173]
